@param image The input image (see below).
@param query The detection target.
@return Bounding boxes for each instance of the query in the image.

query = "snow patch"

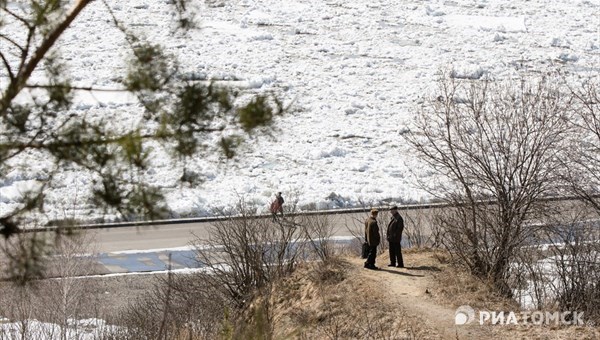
[425,5,446,17]
[445,15,527,32]
[450,65,488,80]
[558,52,579,62]
[309,146,348,159]
[248,33,274,41]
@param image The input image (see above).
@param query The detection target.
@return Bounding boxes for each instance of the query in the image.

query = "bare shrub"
[189,198,306,337]
[520,206,600,322]
[561,80,600,323]
[0,232,51,284]
[315,307,416,340]
[508,200,600,326]
[106,202,348,339]
[547,221,600,323]
[41,233,100,338]
[405,73,574,295]
[297,213,337,262]
[344,215,368,257]
[194,209,302,306]
[312,288,422,340]
[403,208,437,248]
[0,285,37,340]
[221,302,272,340]
[106,270,227,340]
[0,231,112,340]
[318,310,353,340]
[512,238,555,310]
[565,79,600,214]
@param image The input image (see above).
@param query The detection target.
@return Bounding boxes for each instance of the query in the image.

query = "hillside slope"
[270,250,600,339]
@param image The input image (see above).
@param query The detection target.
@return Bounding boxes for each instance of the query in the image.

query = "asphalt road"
[29,199,596,275]
[88,199,596,253]
[2,200,591,276]
[80,212,367,274]
[90,213,365,253]
[0,208,436,276]
[89,208,439,253]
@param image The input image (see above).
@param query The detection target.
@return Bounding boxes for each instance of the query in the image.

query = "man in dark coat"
[364,208,381,270]
[386,206,404,268]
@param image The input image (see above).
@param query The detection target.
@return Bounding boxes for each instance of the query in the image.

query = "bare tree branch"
[0,50,15,81]
[0,32,25,53]
[405,73,574,294]
[1,0,93,117]
[2,7,32,28]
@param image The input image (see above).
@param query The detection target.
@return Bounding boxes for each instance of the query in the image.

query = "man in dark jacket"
[386,206,404,268]
[364,208,381,270]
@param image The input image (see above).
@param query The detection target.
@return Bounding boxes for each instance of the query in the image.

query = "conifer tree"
[0,0,281,281]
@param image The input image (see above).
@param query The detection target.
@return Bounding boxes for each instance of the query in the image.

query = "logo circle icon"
[455,305,475,325]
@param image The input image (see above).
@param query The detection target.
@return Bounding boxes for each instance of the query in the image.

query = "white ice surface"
[1,0,599,223]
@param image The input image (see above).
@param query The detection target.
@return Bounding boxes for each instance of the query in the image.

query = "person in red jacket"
[270,192,284,221]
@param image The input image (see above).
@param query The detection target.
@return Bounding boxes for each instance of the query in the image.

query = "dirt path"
[348,253,494,340]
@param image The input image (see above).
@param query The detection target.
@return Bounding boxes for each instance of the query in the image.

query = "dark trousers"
[364,245,378,267]
[389,242,404,267]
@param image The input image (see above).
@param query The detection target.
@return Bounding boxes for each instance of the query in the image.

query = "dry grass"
[268,257,433,339]
[423,249,600,339]
[431,257,519,312]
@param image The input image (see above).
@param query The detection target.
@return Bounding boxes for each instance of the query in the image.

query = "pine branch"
[1,0,93,117]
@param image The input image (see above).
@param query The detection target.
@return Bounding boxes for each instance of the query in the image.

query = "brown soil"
[341,249,600,340]
[345,250,496,339]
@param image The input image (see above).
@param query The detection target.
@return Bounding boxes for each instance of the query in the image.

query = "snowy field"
[0,318,115,340]
[1,0,599,222]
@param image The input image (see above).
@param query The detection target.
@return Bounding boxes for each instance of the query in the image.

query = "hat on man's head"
[370,208,379,214]
[389,205,398,211]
